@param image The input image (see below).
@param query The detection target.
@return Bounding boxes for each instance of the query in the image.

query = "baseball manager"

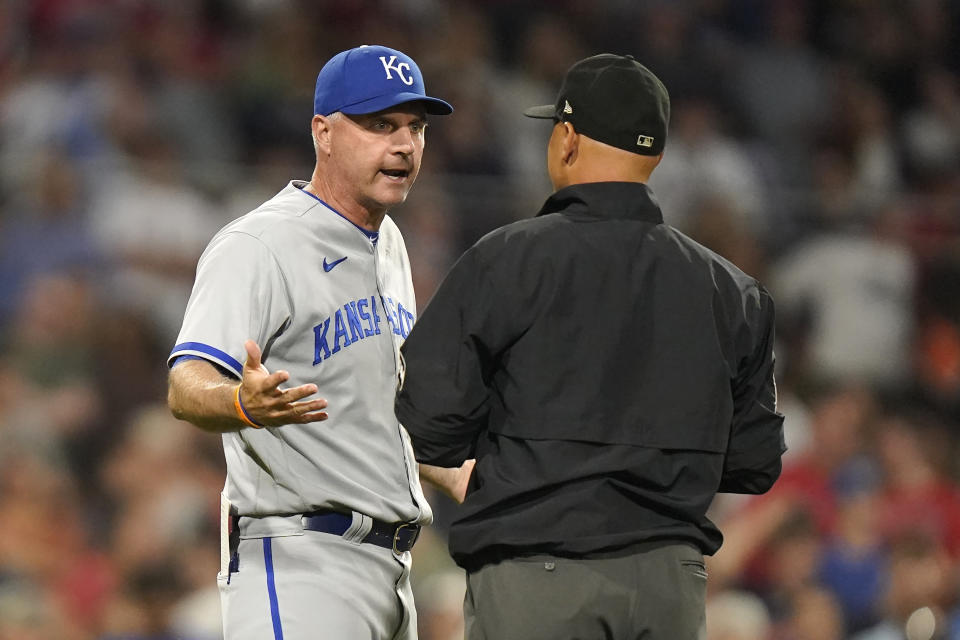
[167,45,451,640]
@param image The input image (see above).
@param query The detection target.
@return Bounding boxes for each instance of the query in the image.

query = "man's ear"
[560,121,579,165]
[312,114,333,154]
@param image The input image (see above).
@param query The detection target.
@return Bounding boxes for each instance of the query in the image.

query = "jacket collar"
[536,181,664,224]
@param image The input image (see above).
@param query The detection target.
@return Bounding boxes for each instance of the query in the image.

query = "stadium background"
[0,0,959,638]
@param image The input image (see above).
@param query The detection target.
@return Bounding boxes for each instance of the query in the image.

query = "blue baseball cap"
[314,45,453,117]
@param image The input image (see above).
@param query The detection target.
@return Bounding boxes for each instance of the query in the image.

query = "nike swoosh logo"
[323,256,348,272]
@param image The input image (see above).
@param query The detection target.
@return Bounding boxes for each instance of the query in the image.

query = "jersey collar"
[536,181,664,225]
[294,180,381,243]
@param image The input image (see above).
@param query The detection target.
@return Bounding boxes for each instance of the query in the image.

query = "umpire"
[396,54,786,639]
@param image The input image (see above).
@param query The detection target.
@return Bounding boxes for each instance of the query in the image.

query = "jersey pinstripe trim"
[168,341,243,378]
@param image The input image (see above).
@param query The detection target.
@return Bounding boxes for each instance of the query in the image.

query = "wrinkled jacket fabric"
[397,181,786,570]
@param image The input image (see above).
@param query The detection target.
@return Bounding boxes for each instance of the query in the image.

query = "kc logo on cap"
[314,45,453,117]
[379,55,414,86]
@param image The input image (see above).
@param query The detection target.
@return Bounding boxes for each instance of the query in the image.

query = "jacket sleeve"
[396,246,506,467]
[719,286,787,494]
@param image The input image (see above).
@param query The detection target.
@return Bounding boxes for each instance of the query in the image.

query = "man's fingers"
[292,398,328,414]
[456,459,477,504]
[243,339,262,371]
[269,400,328,425]
[283,384,320,403]
[251,394,328,423]
[287,398,328,423]
[295,410,329,423]
[259,370,290,392]
[238,372,327,426]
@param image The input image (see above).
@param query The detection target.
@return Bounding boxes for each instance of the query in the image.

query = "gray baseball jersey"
[169,180,431,527]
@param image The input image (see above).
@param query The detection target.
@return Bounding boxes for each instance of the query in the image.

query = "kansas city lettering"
[313,294,415,365]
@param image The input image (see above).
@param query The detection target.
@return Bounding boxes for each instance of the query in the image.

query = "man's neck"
[303,179,386,232]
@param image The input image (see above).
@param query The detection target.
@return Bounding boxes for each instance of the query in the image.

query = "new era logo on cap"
[314,45,453,117]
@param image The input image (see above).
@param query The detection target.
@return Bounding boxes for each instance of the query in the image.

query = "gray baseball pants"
[218,516,417,640]
[464,542,707,640]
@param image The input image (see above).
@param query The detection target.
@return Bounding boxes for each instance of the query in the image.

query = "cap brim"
[523,104,556,119]
[339,92,453,116]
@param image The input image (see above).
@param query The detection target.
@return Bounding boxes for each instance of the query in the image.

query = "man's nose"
[392,127,416,155]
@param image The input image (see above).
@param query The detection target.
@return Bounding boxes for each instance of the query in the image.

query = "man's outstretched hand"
[238,339,329,426]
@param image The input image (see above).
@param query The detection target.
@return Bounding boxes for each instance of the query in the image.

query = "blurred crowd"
[0,0,958,639]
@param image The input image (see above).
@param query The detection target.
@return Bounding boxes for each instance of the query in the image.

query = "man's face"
[329,103,427,213]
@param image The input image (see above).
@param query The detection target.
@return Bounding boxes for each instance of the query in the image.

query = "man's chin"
[380,186,412,207]
[363,189,410,214]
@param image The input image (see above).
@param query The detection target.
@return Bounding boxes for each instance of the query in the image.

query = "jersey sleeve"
[719,286,787,493]
[168,230,292,378]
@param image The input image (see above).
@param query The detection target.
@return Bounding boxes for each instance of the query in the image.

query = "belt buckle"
[392,523,420,553]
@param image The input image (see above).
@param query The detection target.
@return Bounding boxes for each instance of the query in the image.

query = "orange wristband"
[234,385,264,428]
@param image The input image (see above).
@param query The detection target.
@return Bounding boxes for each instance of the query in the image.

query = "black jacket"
[396,182,785,570]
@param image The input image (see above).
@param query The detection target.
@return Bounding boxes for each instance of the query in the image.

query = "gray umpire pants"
[464,543,707,640]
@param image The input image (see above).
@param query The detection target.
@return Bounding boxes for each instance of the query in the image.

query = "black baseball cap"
[524,54,670,156]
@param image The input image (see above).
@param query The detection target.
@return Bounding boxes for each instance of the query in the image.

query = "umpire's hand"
[238,339,329,427]
[419,459,476,504]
